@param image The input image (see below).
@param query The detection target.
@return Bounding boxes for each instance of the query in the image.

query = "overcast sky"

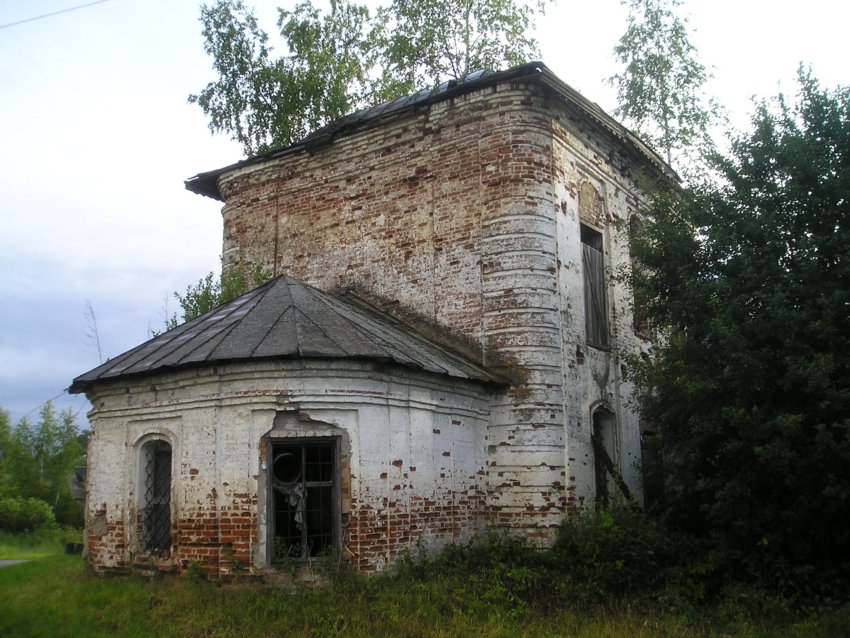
[1,0,847,427]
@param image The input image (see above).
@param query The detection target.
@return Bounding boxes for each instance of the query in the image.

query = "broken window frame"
[591,407,631,508]
[581,224,610,348]
[267,437,340,563]
[139,438,172,556]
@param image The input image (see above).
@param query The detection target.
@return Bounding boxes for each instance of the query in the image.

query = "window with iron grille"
[270,440,337,561]
[140,439,172,555]
[581,224,610,348]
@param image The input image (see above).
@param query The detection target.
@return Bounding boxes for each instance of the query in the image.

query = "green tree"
[190,0,547,155]
[5,403,84,527]
[190,0,380,155]
[380,0,542,96]
[609,0,717,175]
[162,261,273,331]
[0,409,13,498]
[630,71,850,591]
[0,496,56,533]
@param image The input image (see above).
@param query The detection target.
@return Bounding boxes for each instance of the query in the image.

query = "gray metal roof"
[185,61,677,201]
[69,275,504,394]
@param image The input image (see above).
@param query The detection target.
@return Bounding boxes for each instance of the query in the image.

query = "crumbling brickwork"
[214,78,658,538]
[83,362,493,576]
[79,64,668,576]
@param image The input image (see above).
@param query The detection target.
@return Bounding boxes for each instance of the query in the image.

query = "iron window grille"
[270,440,337,561]
[141,440,172,555]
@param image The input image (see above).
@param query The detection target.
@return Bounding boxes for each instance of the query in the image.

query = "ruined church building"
[72,62,673,576]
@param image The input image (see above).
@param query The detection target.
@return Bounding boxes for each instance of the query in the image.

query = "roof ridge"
[69,275,506,394]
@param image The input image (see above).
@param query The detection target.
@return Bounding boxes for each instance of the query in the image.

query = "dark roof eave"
[534,68,678,181]
[70,274,509,394]
[184,62,677,201]
[69,353,510,396]
[184,140,312,201]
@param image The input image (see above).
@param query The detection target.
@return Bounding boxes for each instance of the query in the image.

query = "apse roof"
[69,275,504,394]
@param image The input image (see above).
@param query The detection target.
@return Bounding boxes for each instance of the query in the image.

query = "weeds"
[0,527,81,560]
[0,513,846,637]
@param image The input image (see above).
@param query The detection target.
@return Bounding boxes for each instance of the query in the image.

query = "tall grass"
[0,528,81,560]
[0,554,710,637]
[0,516,847,637]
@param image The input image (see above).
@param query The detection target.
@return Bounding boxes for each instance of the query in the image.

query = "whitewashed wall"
[84,360,494,575]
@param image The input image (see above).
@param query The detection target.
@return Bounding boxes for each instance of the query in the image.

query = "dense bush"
[390,532,547,617]
[390,507,842,618]
[630,72,850,597]
[0,404,85,528]
[387,508,727,614]
[548,506,725,609]
[0,496,57,533]
[551,507,672,593]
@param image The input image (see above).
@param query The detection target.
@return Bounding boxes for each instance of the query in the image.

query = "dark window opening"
[592,409,631,508]
[629,216,652,338]
[640,429,664,514]
[582,225,609,347]
[141,440,172,555]
[271,441,336,561]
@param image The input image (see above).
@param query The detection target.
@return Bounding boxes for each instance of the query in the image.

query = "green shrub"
[0,496,57,533]
[0,526,81,560]
[548,506,712,605]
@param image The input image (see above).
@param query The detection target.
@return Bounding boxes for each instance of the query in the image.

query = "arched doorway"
[591,407,631,507]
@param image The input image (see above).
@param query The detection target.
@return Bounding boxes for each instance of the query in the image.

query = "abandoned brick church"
[71,62,673,576]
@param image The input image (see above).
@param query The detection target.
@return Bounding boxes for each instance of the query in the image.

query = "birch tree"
[609,0,717,176]
[191,0,548,155]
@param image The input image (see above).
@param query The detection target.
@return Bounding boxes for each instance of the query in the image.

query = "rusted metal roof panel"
[69,276,505,394]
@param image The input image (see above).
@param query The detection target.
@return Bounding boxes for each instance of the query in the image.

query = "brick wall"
[217,81,576,535]
[83,76,661,576]
[214,78,657,534]
[84,361,493,576]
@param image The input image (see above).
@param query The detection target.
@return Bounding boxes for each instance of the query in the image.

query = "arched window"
[579,183,609,347]
[581,224,609,348]
[139,439,172,555]
[591,408,631,507]
[592,408,615,507]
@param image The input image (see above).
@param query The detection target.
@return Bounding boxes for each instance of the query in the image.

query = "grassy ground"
[0,529,81,560]
[1,548,848,638]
